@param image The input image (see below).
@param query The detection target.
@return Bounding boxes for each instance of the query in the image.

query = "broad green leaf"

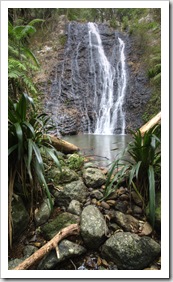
[8,144,18,156]
[23,121,35,138]
[148,165,155,227]
[31,140,44,170]
[34,160,53,210]
[43,147,61,171]
[27,139,33,181]
[14,122,23,160]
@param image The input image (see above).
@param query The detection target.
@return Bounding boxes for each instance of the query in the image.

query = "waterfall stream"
[46,22,128,136]
[88,22,127,135]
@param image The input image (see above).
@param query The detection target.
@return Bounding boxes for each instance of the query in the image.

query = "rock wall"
[37,20,152,135]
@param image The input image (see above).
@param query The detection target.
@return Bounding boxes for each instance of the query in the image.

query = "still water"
[63,134,131,167]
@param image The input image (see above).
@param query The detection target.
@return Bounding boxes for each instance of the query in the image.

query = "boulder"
[82,167,106,188]
[11,195,29,240]
[80,205,108,249]
[54,179,88,206]
[101,232,161,270]
[41,212,80,240]
[37,239,86,270]
[34,198,53,226]
[48,166,79,185]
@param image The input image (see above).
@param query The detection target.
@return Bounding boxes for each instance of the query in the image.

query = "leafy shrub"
[8,93,61,246]
[103,124,161,227]
[8,20,44,97]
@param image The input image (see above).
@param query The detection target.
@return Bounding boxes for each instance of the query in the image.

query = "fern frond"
[22,75,37,94]
[28,19,45,26]
[13,25,36,41]
[8,58,27,72]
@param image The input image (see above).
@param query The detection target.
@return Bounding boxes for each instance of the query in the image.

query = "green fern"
[8,20,40,96]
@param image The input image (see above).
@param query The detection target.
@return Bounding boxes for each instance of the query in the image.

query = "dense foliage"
[103,125,161,227]
[8,8,161,244]
[8,19,43,97]
[8,19,61,246]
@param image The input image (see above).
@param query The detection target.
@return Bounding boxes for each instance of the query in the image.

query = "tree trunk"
[44,135,80,154]
[13,224,80,270]
[139,112,161,136]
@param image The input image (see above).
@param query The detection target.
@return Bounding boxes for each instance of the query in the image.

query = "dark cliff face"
[43,21,151,135]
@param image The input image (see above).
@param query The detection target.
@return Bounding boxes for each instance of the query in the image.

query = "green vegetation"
[8,18,62,247]
[8,8,161,244]
[8,20,44,97]
[67,154,84,171]
[103,125,161,227]
[8,93,61,246]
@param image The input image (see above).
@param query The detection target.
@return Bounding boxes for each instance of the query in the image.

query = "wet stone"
[67,199,82,216]
[101,232,161,270]
[90,189,104,200]
[101,201,110,210]
[80,205,109,249]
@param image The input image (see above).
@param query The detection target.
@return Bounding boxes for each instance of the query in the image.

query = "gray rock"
[67,200,82,216]
[115,200,128,213]
[101,232,161,270]
[23,245,38,257]
[8,245,38,270]
[41,212,80,240]
[80,205,108,249]
[90,189,104,200]
[11,195,29,240]
[111,210,139,232]
[8,258,24,270]
[37,239,86,270]
[132,204,143,215]
[131,191,143,207]
[34,198,53,226]
[82,168,106,188]
[49,166,79,184]
[54,179,88,206]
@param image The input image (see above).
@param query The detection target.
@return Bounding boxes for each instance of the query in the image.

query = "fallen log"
[13,224,80,270]
[139,112,161,136]
[44,134,80,154]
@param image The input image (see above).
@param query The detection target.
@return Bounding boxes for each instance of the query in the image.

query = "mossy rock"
[47,166,79,184]
[67,154,84,171]
[40,212,80,240]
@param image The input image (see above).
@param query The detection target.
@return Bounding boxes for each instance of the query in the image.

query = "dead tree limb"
[13,224,80,270]
[139,112,161,136]
[44,134,80,154]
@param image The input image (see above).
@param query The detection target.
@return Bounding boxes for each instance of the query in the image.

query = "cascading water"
[88,22,127,135]
[111,38,127,135]
[88,23,115,134]
[45,22,128,135]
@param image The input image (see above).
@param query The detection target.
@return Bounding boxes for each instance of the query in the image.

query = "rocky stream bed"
[9,153,161,270]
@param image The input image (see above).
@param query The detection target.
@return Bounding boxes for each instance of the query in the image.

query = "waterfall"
[111,37,127,135]
[45,22,128,136]
[88,22,127,135]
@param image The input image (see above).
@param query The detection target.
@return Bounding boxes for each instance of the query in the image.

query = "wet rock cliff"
[35,19,152,135]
